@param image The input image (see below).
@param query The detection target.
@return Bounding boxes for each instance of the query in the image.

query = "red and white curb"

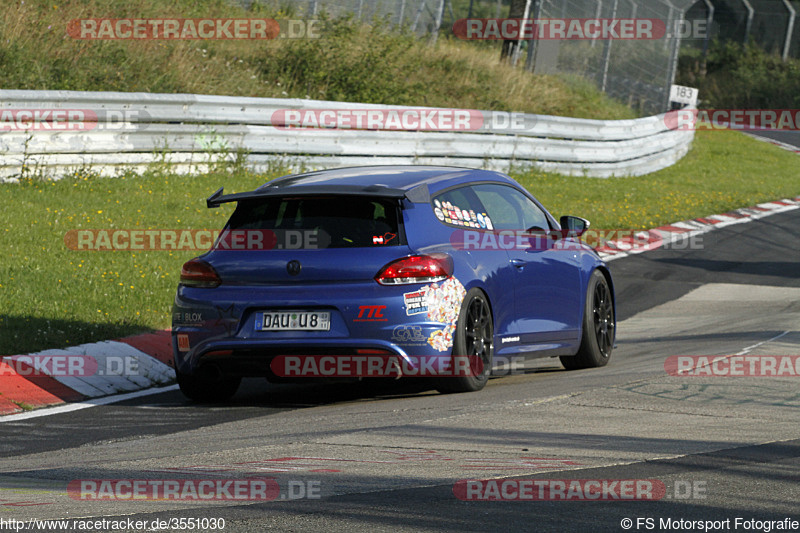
[1,195,799,417]
[0,331,173,416]
[596,196,800,261]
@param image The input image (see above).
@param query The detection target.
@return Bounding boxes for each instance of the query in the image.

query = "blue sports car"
[172,166,615,401]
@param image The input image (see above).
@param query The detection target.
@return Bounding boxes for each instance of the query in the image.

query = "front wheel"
[560,270,615,370]
[436,288,494,393]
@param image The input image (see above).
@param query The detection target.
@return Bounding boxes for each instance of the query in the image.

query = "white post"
[742,0,754,43]
[411,0,427,32]
[512,0,533,66]
[525,0,542,71]
[702,0,714,59]
[398,0,407,26]
[430,0,447,45]
[601,0,620,92]
[664,0,683,111]
[592,0,603,48]
[781,0,796,61]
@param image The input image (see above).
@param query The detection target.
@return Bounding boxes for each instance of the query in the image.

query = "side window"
[471,184,550,231]
[431,187,488,229]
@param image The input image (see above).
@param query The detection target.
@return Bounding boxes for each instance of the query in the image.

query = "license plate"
[258,311,330,331]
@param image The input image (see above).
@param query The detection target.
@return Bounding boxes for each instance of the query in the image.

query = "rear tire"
[436,288,494,393]
[560,270,615,370]
[176,369,241,402]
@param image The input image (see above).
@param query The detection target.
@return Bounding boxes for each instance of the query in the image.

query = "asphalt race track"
[747,131,800,151]
[1,208,798,532]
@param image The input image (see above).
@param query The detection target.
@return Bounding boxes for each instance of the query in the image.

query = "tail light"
[374,254,453,285]
[180,259,222,288]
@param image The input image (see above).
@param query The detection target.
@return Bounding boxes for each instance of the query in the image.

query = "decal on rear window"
[432,188,493,230]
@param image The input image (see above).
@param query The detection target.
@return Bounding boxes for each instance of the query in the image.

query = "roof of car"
[259,166,493,191]
[206,165,516,208]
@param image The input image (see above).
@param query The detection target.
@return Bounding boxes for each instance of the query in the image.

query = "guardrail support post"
[781,0,796,61]
[664,1,683,111]
[524,0,542,72]
[742,0,754,43]
[430,0,446,44]
[592,0,603,48]
[511,0,533,66]
[601,0,620,92]
[411,0,427,32]
[702,0,715,60]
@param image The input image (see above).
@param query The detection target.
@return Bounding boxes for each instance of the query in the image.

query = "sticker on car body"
[402,277,467,352]
[403,290,428,315]
[177,334,190,352]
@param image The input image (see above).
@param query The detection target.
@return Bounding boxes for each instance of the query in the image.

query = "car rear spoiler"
[206,183,430,208]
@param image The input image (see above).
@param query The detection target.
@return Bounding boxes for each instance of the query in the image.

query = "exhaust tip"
[198,363,224,383]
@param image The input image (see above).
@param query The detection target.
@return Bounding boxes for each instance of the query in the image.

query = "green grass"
[0,0,633,120]
[1,130,798,356]
[9,400,34,412]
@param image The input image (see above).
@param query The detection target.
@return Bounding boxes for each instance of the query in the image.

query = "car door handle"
[510,259,527,269]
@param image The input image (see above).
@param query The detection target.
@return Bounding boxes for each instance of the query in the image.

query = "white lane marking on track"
[735,330,791,356]
[672,330,793,375]
[0,385,179,423]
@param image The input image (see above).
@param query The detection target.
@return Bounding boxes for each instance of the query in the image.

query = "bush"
[677,41,800,108]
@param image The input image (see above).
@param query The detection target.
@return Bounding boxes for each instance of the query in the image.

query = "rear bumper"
[172,336,421,378]
[171,280,463,377]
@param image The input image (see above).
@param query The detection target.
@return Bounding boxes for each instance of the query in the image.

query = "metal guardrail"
[0,90,694,180]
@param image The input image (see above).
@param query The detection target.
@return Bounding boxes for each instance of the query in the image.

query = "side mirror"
[560,215,590,237]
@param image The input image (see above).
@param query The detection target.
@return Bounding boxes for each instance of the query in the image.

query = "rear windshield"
[224,196,404,249]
